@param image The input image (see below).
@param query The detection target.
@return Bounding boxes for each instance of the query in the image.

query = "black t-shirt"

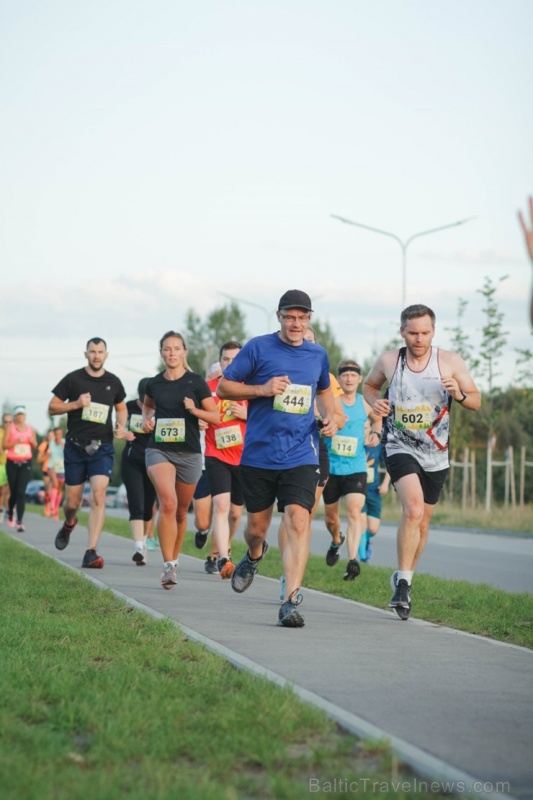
[145,371,211,454]
[52,368,126,444]
[122,399,150,459]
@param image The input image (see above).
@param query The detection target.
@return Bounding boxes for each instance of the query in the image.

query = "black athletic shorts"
[204,456,244,505]
[385,452,449,505]
[239,464,319,514]
[193,470,211,500]
[322,472,367,505]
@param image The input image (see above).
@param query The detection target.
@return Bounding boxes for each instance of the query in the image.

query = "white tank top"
[383,346,451,471]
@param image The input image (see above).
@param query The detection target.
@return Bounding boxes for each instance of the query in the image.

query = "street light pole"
[218,291,275,333]
[331,214,476,308]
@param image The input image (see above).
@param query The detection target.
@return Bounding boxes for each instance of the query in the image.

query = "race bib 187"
[81,402,110,425]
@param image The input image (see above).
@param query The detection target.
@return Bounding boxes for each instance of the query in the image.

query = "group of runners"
[1,289,481,627]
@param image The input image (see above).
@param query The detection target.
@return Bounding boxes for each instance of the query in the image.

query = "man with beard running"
[363,304,480,619]
[49,337,129,568]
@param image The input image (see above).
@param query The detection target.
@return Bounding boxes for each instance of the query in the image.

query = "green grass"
[1,535,455,800]
[41,507,533,649]
[379,498,533,533]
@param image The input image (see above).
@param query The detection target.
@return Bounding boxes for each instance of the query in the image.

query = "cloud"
[418,248,525,266]
[0,269,218,337]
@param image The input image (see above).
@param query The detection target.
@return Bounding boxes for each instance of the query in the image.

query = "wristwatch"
[456,390,467,403]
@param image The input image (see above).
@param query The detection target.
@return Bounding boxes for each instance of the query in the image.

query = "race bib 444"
[273,384,312,415]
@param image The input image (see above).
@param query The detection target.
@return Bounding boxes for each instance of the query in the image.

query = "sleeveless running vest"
[325,394,368,476]
[6,424,34,463]
[383,346,451,471]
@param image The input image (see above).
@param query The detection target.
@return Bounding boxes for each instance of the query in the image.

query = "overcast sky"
[1,0,532,432]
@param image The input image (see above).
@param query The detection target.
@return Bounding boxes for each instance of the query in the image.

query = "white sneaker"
[160,562,178,590]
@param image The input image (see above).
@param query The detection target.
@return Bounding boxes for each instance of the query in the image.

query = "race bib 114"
[331,435,357,457]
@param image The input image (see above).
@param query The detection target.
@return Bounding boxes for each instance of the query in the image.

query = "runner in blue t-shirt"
[217,289,338,628]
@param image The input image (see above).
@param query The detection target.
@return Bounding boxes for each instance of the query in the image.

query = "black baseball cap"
[278,289,313,312]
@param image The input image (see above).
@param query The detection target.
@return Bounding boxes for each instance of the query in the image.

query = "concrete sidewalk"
[4,513,533,800]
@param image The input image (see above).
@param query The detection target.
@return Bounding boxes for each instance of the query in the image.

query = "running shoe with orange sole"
[82,548,104,568]
[217,557,235,580]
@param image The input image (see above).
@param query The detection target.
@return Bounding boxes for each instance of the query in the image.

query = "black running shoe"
[326,532,345,566]
[204,557,219,574]
[231,541,269,593]
[389,578,411,609]
[194,529,209,549]
[82,548,104,569]
[132,550,146,566]
[55,517,78,551]
[389,571,410,619]
[278,589,305,628]
[394,603,412,621]
[343,558,361,581]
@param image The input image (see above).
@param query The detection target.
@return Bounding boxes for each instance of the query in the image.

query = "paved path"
[107,508,533,594]
[4,513,533,800]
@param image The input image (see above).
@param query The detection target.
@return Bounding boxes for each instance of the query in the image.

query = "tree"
[445,297,480,373]
[475,275,510,510]
[513,340,533,389]
[311,318,346,373]
[477,275,509,399]
[473,275,510,442]
[182,302,248,374]
[445,298,480,452]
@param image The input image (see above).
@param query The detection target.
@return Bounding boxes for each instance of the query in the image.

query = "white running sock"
[398,570,413,584]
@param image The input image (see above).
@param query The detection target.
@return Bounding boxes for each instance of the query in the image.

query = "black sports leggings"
[6,460,32,522]
[121,450,157,521]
